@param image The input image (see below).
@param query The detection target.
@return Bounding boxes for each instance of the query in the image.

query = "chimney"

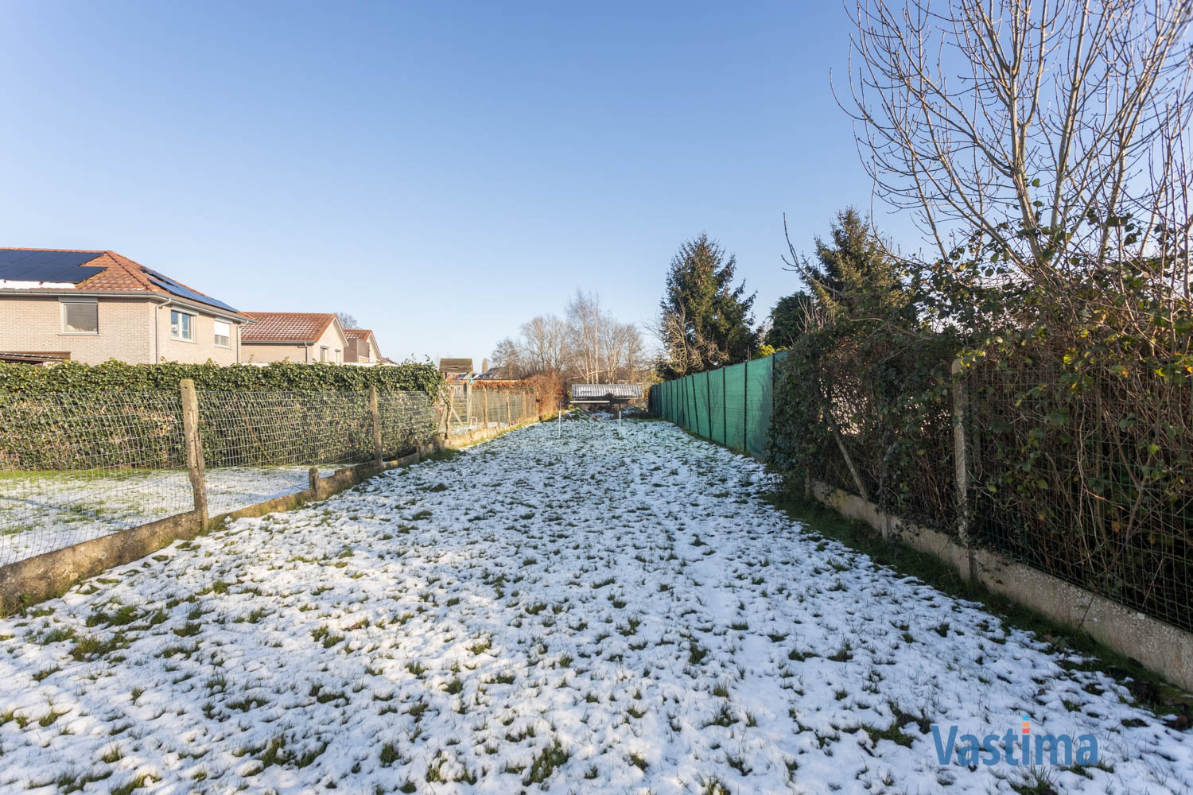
[482,358,489,374]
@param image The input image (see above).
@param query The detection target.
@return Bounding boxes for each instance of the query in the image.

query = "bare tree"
[565,290,605,383]
[520,314,569,373]
[494,291,649,384]
[841,0,1193,302]
[490,337,524,378]
[650,304,727,378]
[337,312,360,330]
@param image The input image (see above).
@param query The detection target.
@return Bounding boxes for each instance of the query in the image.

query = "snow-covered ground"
[0,418,1189,794]
[0,466,329,565]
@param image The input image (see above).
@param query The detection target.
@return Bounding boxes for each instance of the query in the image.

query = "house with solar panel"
[240,312,353,364]
[0,248,252,366]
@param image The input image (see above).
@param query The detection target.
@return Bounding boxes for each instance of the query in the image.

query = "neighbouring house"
[240,312,351,364]
[343,328,383,365]
[0,247,252,365]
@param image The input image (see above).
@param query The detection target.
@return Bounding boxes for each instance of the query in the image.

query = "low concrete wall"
[0,448,430,616]
[810,479,1193,691]
[441,419,537,450]
[0,512,202,614]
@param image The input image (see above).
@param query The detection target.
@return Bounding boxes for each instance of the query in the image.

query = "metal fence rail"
[0,386,440,567]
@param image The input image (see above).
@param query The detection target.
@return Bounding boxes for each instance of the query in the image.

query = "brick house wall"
[0,295,154,364]
[0,295,243,365]
[151,303,240,365]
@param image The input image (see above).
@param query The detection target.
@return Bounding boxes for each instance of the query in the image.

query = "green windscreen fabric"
[651,351,785,460]
[745,356,773,458]
[724,362,746,451]
[709,367,726,445]
[693,371,709,438]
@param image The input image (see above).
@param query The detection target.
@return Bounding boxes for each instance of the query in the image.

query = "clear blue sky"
[1,1,903,365]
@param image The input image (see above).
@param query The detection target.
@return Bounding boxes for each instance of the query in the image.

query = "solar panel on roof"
[143,268,240,314]
[0,250,105,283]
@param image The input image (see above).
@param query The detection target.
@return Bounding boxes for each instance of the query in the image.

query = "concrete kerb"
[0,421,540,616]
[809,478,1193,692]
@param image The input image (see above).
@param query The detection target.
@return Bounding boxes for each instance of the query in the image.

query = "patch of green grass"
[110,772,155,795]
[37,626,76,645]
[70,632,128,661]
[523,740,569,785]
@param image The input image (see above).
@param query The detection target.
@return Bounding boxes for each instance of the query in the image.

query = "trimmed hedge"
[0,360,443,396]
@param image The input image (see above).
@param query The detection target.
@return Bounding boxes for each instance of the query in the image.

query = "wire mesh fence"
[652,353,1193,633]
[0,387,440,568]
[0,392,193,564]
[443,386,538,436]
[968,362,1193,633]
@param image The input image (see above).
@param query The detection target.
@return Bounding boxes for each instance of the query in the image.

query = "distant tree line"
[490,291,649,385]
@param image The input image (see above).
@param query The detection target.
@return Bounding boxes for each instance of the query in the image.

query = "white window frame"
[170,309,196,342]
[320,346,329,362]
[213,320,231,348]
[60,297,99,335]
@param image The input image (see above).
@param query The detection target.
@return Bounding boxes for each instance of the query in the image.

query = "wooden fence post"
[506,392,512,426]
[309,467,320,500]
[179,379,208,525]
[482,389,489,428]
[951,358,976,581]
[369,385,383,468]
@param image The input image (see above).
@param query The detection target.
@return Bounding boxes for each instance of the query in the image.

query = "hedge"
[0,360,443,396]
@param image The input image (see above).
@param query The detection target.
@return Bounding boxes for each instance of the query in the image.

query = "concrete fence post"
[951,358,976,581]
[369,385,383,468]
[179,379,208,525]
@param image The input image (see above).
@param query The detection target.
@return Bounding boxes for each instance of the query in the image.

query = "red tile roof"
[0,247,247,318]
[343,328,373,341]
[241,312,339,343]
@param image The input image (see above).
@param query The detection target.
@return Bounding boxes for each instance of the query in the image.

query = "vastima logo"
[930,715,1098,767]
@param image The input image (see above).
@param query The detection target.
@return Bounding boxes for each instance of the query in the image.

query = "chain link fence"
[0,388,439,567]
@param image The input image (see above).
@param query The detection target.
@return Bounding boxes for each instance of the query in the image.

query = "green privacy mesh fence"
[649,352,786,459]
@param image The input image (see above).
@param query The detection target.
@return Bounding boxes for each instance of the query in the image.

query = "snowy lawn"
[0,417,1190,794]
